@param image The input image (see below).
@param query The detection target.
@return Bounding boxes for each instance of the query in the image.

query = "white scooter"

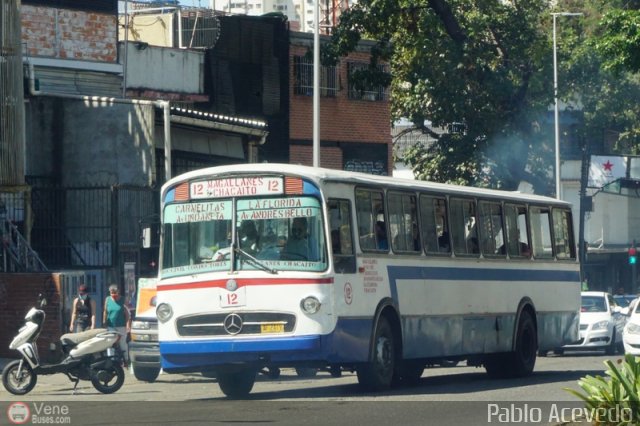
[2,294,125,395]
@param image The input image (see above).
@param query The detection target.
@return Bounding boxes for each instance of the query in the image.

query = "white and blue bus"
[155,164,580,397]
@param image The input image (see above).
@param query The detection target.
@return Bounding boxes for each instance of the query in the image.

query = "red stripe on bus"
[157,277,334,291]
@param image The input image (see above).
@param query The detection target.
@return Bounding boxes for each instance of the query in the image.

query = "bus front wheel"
[217,369,257,398]
[357,316,396,391]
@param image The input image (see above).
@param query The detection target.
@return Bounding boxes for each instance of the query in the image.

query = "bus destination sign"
[190,177,284,199]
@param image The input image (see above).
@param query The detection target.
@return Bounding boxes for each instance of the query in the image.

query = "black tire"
[91,363,125,394]
[218,369,256,398]
[396,359,424,385]
[485,310,537,378]
[2,360,37,395]
[329,366,342,378]
[484,353,507,378]
[132,365,160,383]
[357,315,396,391]
[267,367,281,379]
[295,367,318,378]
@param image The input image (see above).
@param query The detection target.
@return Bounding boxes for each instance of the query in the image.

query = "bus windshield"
[161,196,327,278]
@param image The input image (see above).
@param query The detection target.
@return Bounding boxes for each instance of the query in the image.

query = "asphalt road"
[0,352,617,425]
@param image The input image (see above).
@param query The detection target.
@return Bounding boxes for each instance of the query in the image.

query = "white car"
[623,298,640,355]
[561,291,625,355]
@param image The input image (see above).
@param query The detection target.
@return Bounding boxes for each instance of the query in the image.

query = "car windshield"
[581,295,607,313]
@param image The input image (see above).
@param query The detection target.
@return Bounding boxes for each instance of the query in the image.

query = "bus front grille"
[176,312,296,336]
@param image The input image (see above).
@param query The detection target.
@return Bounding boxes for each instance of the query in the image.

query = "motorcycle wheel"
[91,364,125,394]
[2,360,37,395]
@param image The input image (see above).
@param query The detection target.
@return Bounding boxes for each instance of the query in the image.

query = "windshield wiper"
[234,247,278,274]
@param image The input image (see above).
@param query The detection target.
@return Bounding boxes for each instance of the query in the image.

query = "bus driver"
[281,217,318,261]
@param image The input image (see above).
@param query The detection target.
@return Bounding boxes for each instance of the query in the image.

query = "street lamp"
[552,12,582,200]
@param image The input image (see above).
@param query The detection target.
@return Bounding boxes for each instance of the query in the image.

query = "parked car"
[560,291,626,355]
[623,299,640,355]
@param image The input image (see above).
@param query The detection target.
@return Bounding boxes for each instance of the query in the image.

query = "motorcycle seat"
[60,328,110,346]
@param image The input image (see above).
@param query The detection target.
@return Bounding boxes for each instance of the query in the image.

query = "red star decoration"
[603,160,614,171]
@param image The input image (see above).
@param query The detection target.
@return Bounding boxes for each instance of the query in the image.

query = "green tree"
[327,0,563,193]
[583,3,640,151]
[327,0,640,194]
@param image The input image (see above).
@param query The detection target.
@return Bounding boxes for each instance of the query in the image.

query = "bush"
[565,354,640,425]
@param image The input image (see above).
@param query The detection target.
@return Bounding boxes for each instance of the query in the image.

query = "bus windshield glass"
[161,195,327,278]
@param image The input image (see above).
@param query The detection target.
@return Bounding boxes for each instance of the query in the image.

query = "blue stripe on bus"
[386,265,580,306]
[303,180,320,197]
[160,318,374,370]
[164,188,175,203]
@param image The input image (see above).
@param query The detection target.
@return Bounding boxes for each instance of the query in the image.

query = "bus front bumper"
[160,335,324,372]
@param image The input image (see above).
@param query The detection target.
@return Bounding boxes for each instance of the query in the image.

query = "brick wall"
[289,44,392,173]
[21,6,118,62]
[290,145,343,170]
[0,273,64,361]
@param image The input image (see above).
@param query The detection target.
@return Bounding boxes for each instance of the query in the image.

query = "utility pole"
[578,136,589,285]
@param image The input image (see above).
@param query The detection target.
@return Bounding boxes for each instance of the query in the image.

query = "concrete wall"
[0,273,63,361]
[25,97,156,187]
[119,13,174,47]
[123,42,205,94]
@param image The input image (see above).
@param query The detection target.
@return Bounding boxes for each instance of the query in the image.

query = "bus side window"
[553,208,575,260]
[328,199,356,273]
[530,206,553,259]
[505,204,530,258]
[388,191,420,253]
[420,195,450,254]
[450,198,479,256]
[355,188,387,252]
[479,201,505,257]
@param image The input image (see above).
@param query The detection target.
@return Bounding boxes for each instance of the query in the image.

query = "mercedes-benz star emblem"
[223,313,243,335]
[226,279,238,292]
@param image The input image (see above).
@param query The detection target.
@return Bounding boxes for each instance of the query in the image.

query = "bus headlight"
[156,303,173,323]
[300,296,321,314]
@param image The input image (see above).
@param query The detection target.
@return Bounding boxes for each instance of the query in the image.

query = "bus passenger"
[375,221,388,250]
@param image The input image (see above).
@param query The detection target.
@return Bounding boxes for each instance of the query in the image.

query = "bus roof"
[161,163,571,207]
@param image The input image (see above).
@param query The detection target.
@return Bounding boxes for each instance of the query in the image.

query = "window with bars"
[293,55,338,97]
[347,62,388,101]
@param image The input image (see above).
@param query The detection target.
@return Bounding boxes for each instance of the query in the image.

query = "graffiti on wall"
[344,159,387,176]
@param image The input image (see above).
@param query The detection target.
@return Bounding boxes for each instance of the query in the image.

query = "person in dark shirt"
[69,284,96,332]
[375,221,388,250]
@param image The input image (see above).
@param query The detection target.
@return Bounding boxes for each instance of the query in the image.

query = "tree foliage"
[327,0,559,192]
[326,0,640,194]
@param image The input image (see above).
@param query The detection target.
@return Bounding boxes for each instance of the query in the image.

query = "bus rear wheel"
[485,310,537,378]
[357,316,396,391]
[217,369,256,398]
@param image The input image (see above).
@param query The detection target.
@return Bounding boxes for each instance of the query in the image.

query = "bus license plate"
[261,323,284,334]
